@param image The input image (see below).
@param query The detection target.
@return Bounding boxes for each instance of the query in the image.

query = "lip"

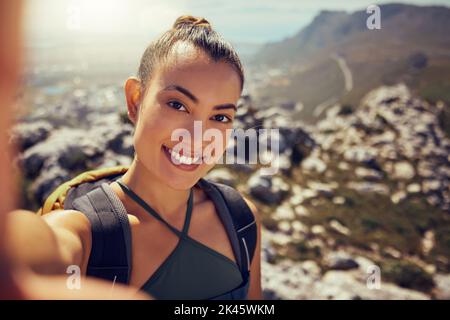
[162,145,201,172]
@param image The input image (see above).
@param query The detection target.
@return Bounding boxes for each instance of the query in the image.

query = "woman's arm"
[5,209,92,275]
[242,196,263,300]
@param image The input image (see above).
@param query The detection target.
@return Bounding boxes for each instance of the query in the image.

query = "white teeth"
[166,147,200,165]
[179,154,192,165]
[172,150,181,162]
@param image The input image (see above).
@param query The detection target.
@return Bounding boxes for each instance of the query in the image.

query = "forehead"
[152,42,242,102]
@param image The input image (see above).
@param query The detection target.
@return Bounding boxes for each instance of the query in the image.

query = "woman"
[11,15,262,300]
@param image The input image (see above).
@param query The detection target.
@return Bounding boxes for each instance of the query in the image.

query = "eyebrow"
[162,84,237,111]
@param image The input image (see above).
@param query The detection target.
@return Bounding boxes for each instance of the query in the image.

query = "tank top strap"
[116,179,193,238]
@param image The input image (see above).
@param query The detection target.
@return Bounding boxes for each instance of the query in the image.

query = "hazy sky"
[25,0,450,44]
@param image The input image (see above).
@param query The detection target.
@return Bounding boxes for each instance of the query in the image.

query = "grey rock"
[247,172,289,205]
[205,168,237,187]
[433,274,450,300]
[392,161,415,180]
[10,120,53,151]
[324,252,359,270]
[31,165,71,205]
[346,181,390,195]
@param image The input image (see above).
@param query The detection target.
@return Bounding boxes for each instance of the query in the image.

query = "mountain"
[248,3,450,126]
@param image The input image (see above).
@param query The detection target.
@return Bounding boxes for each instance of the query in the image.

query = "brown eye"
[167,100,187,112]
[211,114,232,123]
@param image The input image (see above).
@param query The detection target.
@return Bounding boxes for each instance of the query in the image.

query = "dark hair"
[137,15,244,93]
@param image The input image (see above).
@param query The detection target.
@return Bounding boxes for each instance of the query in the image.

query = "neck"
[120,156,192,220]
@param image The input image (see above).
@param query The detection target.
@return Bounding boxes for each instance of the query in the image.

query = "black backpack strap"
[212,182,257,273]
[71,183,132,285]
[64,173,125,208]
[198,178,257,283]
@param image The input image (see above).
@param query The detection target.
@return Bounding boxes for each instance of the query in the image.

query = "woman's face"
[127,44,242,190]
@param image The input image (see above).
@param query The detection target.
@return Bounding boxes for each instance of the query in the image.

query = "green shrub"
[382,260,435,293]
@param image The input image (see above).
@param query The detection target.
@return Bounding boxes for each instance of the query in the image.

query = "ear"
[124,77,142,125]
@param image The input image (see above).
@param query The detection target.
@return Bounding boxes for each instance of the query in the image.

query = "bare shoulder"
[8,209,90,234]
[240,194,263,299]
[241,194,261,226]
[42,210,93,258]
[42,209,91,234]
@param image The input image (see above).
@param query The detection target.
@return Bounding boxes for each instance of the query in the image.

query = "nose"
[191,120,206,154]
[171,119,205,156]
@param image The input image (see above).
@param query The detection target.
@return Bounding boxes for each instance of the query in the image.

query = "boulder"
[247,172,289,205]
[324,252,359,270]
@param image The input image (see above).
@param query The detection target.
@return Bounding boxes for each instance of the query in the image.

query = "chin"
[162,171,201,190]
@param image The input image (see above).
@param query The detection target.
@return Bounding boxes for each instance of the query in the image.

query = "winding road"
[313,54,354,118]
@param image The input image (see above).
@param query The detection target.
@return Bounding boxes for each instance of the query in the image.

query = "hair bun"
[173,15,212,30]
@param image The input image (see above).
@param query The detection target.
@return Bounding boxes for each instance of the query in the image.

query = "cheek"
[202,126,232,165]
[132,108,163,157]
[216,126,232,153]
[132,106,184,155]
[223,127,233,148]
[135,104,165,138]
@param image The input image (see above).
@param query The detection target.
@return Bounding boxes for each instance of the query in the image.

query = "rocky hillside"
[258,84,450,299]
[249,3,450,124]
[10,83,450,299]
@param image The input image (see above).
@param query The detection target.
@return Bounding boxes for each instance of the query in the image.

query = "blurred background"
[11,0,450,299]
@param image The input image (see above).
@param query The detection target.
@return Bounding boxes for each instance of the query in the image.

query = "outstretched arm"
[5,209,92,275]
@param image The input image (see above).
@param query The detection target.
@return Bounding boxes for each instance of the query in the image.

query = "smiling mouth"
[162,145,202,170]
